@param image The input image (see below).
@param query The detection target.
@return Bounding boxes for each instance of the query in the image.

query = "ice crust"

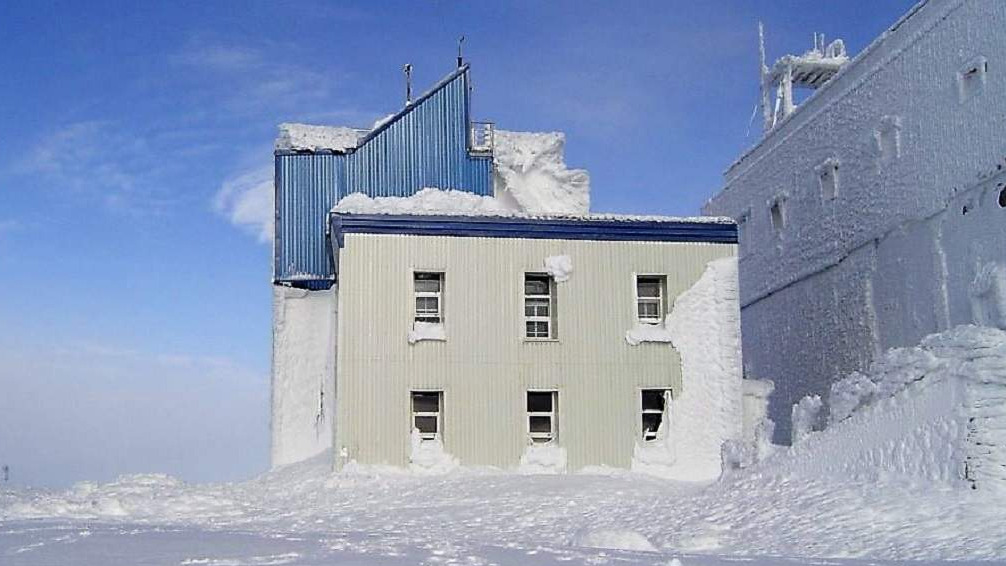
[407,321,446,344]
[543,255,573,283]
[493,130,590,215]
[275,123,362,152]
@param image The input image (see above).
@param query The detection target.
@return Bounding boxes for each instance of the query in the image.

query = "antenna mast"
[457,35,466,68]
[758,22,772,133]
[403,63,413,104]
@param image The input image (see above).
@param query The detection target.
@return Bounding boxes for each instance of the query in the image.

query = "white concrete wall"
[270,285,336,467]
[335,233,738,471]
[703,0,1006,440]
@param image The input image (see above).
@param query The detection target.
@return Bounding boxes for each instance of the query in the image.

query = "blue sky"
[0,1,913,487]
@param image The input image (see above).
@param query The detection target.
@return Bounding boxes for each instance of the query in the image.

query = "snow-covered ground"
[3,444,1005,565]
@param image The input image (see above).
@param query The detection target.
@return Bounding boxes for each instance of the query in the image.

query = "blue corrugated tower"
[273,64,493,289]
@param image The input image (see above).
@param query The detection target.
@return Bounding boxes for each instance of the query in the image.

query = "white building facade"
[703,0,1006,441]
[329,213,741,476]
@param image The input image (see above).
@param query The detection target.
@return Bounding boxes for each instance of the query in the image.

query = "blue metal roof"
[330,214,738,249]
[274,65,493,288]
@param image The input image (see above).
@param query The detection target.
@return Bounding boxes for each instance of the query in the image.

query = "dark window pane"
[638,301,659,318]
[637,277,661,297]
[524,275,550,295]
[416,297,439,314]
[642,413,663,437]
[412,392,440,413]
[529,416,552,433]
[414,415,438,434]
[642,390,666,412]
[526,321,549,338]
[527,392,554,413]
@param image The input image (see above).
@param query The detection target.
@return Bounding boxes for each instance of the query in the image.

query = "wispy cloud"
[214,164,274,244]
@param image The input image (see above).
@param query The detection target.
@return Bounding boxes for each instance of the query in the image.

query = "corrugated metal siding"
[335,234,736,469]
[274,67,492,285]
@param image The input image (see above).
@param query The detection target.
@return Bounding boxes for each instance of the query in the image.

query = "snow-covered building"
[703,0,1006,442]
[271,64,743,476]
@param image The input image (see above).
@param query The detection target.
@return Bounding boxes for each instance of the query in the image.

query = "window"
[411,391,442,441]
[524,273,554,339]
[769,198,786,233]
[641,389,670,441]
[636,275,666,325]
[527,391,557,443]
[414,272,443,323]
[817,158,839,201]
[957,56,988,102]
[875,116,901,166]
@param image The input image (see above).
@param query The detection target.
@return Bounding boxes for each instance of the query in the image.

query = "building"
[703,0,1006,441]
[271,62,744,477]
[331,212,739,472]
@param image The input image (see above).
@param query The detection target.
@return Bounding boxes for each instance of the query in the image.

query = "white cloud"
[214,165,274,244]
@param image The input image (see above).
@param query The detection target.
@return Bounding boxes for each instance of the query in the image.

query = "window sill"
[523,338,560,343]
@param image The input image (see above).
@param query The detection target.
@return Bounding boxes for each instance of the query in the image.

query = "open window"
[641,389,670,441]
[636,275,667,325]
[524,273,555,339]
[411,391,442,441]
[527,391,557,443]
[414,272,443,323]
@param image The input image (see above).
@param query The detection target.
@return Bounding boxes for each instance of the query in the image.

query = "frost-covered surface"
[572,529,658,553]
[632,258,742,481]
[790,395,823,445]
[408,430,459,474]
[518,442,567,474]
[334,188,517,216]
[5,433,1006,565]
[493,130,590,215]
[543,255,572,283]
[407,321,446,344]
[274,123,362,152]
[624,321,674,346]
[703,0,1006,442]
[271,286,335,468]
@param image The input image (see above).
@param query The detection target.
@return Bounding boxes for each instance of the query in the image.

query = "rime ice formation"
[543,255,573,283]
[493,130,590,215]
[275,123,362,152]
[271,286,336,467]
[333,188,517,216]
[407,321,446,344]
[632,257,743,481]
[778,325,1006,489]
[624,321,674,346]
[518,442,567,474]
[703,0,1006,442]
[790,395,823,445]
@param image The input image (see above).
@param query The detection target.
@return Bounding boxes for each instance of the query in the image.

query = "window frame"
[817,158,840,201]
[526,390,558,444]
[640,388,671,442]
[413,271,444,324]
[524,273,555,340]
[411,390,443,441]
[635,274,667,325]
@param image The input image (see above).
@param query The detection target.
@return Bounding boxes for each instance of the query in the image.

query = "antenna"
[758,22,772,132]
[403,63,413,104]
[457,35,466,68]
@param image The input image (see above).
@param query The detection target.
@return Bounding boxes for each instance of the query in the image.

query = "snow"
[333,188,517,216]
[493,130,590,215]
[543,255,572,283]
[624,321,674,346]
[573,529,658,553]
[519,442,567,474]
[407,321,446,344]
[274,123,362,152]
[789,395,823,445]
[270,286,335,468]
[632,258,743,481]
[408,430,459,474]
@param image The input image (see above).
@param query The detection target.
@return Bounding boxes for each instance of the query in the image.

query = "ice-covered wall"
[781,325,1006,490]
[271,286,336,468]
[703,0,1006,441]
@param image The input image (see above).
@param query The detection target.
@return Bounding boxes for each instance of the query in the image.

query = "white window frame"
[524,273,554,339]
[527,390,557,444]
[414,272,444,324]
[640,389,671,442]
[411,390,442,441]
[635,275,666,325]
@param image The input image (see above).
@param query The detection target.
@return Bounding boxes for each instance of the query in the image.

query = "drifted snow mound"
[409,430,459,475]
[573,529,658,553]
[275,123,361,152]
[333,188,517,216]
[518,442,567,474]
[779,325,1006,489]
[494,130,590,215]
[632,258,743,481]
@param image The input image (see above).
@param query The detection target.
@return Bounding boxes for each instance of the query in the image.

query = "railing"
[470,121,495,154]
